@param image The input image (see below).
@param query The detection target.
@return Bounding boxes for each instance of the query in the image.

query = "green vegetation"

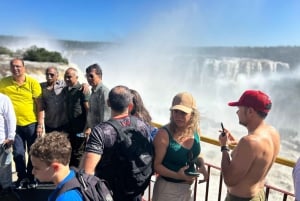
[0,46,13,56]
[0,44,68,64]
[23,46,68,63]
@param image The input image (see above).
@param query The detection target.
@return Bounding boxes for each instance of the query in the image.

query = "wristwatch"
[221,145,229,152]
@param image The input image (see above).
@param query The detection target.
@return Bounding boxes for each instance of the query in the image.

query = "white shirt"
[0,93,16,144]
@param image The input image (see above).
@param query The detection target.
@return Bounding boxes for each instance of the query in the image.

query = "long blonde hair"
[168,108,201,139]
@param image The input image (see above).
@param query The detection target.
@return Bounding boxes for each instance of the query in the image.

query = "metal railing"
[147,122,296,201]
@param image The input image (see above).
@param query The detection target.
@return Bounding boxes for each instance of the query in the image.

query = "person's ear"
[247,107,256,115]
[51,162,60,172]
[107,99,111,107]
[128,103,133,112]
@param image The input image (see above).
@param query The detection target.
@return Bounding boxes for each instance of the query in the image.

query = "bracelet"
[37,124,44,129]
[221,145,229,152]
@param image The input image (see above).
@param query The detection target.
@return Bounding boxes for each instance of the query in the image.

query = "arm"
[83,101,90,136]
[196,155,208,183]
[80,152,101,175]
[34,97,44,137]
[33,79,44,137]
[81,83,90,94]
[82,87,90,135]
[103,87,111,121]
[3,96,16,145]
[195,127,208,182]
[220,137,255,186]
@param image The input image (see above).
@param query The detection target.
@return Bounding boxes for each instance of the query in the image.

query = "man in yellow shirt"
[0,58,43,189]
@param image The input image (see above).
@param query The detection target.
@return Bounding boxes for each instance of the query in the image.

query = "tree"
[23,46,68,64]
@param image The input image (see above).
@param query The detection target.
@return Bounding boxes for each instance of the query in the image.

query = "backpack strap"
[53,169,83,200]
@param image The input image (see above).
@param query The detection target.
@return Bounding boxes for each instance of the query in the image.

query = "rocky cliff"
[0,55,83,82]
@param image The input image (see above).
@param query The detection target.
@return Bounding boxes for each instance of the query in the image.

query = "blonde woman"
[152,92,208,201]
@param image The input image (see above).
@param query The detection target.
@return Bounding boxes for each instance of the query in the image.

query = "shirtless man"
[219,90,280,201]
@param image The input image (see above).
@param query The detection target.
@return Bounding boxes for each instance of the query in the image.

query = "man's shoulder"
[94,83,109,93]
[40,82,47,88]
[25,74,40,83]
[0,76,13,84]
[98,116,148,132]
[101,83,110,91]
[93,120,117,135]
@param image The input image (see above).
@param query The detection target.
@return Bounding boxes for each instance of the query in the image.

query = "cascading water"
[0,40,297,199]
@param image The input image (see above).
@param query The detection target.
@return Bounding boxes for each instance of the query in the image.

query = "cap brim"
[228,101,240,106]
[170,105,193,113]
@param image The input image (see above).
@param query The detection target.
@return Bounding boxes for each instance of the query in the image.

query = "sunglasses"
[46,73,55,77]
[86,74,95,79]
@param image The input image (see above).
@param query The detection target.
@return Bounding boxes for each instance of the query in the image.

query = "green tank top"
[162,127,201,183]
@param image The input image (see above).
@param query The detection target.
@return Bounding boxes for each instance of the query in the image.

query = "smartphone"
[221,122,225,136]
[185,171,200,176]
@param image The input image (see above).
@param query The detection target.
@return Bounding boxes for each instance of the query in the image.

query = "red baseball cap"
[228,90,272,113]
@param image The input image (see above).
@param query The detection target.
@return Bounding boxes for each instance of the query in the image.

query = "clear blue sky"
[1,0,300,46]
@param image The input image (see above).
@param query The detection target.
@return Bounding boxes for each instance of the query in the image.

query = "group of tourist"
[0,57,298,201]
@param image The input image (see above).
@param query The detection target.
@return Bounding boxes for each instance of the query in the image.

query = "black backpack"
[54,168,114,201]
[106,116,154,200]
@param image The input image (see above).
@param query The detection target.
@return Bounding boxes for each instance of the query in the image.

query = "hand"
[196,164,208,183]
[218,128,238,146]
[36,127,43,137]
[81,83,90,94]
[3,139,14,146]
[84,128,91,137]
[178,165,197,182]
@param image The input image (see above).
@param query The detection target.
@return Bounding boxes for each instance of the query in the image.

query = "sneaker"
[14,178,29,189]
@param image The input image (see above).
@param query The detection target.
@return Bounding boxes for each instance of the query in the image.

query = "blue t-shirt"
[48,169,83,201]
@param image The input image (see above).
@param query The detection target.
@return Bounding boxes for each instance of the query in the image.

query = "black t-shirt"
[85,116,150,179]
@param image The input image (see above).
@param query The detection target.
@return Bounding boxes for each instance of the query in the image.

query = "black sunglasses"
[86,74,95,79]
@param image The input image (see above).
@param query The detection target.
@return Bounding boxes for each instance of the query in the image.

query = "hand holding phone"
[221,122,226,136]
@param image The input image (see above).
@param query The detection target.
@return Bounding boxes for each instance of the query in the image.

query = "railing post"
[194,177,198,201]
[283,193,287,201]
[218,173,223,201]
[148,178,152,201]
[265,186,270,201]
[205,165,211,201]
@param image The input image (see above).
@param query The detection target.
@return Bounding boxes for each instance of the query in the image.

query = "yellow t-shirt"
[0,75,42,126]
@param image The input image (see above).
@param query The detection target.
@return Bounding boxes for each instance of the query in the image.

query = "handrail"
[148,121,296,201]
[200,135,296,167]
[152,122,296,167]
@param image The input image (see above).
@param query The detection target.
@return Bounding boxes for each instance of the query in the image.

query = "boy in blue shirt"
[30,132,83,201]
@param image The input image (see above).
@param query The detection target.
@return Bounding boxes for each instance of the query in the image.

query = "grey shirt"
[87,83,111,129]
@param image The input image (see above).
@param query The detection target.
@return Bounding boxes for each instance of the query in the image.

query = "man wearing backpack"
[81,85,153,201]
[30,132,84,201]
